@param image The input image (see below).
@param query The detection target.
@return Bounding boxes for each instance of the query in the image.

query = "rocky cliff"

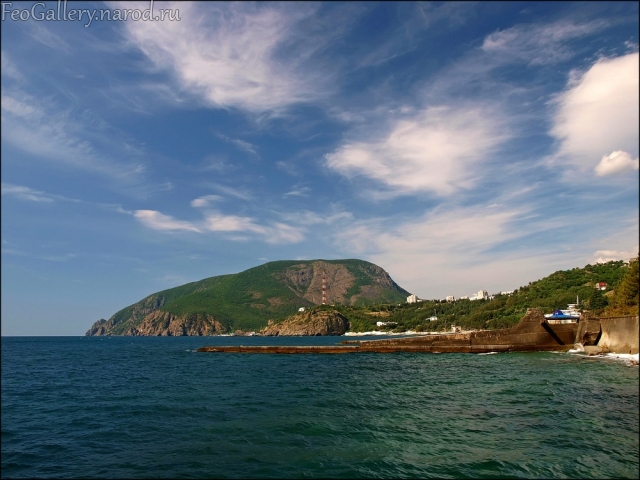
[260,309,350,336]
[87,311,225,336]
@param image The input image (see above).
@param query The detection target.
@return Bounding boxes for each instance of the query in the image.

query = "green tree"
[609,257,639,315]
[590,288,608,311]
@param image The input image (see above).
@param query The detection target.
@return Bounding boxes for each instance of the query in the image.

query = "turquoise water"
[2,336,638,478]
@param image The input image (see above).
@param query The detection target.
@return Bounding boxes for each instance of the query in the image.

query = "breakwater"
[597,316,639,354]
[198,310,640,355]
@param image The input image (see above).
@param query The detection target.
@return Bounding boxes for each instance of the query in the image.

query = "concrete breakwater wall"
[197,311,639,355]
[596,316,639,354]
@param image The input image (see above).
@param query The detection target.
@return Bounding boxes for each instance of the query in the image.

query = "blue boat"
[545,309,578,320]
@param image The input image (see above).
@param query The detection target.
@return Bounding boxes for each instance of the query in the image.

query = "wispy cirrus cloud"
[190,195,223,208]
[132,207,304,244]
[482,19,610,65]
[331,203,601,298]
[326,104,508,197]
[204,213,304,244]
[133,210,202,233]
[120,2,330,114]
[215,133,259,157]
[204,183,253,201]
[283,185,311,197]
[279,209,353,226]
[1,50,22,80]
[1,183,54,203]
[1,88,146,179]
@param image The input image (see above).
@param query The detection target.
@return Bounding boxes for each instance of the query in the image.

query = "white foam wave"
[605,353,639,364]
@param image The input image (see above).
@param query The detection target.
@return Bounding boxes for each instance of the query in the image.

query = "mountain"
[86,259,410,336]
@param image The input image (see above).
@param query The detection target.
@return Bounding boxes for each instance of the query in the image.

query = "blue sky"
[2,1,638,335]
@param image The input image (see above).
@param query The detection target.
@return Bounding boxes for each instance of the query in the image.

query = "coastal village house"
[595,282,608,290]
[376,321,397,327]
[407,294,418,304]
[446,295,455,302]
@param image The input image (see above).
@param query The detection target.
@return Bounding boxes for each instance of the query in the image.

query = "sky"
[1,1,638,336]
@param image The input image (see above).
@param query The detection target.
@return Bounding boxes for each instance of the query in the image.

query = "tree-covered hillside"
[88,258,637,336]
[329,260,635,333]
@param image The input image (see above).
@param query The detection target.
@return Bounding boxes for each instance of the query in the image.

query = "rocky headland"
[85,259,408,336]
[260,309,350,336]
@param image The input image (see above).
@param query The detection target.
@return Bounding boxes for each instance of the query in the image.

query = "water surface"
[2,336,638,478]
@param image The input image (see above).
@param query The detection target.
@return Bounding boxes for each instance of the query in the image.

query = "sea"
[2,335,638,479]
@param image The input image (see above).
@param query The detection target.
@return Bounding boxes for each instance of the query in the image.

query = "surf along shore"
[198,309,639,355]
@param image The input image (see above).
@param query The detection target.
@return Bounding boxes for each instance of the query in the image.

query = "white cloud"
[333,205,557,298]
[204,213,304,244]
[133,210,202,233]
[263,223,306,244]
[594,247,639,264]
[1,183,54,202]
[121,2,325,114]
[203,213,264,233]
[1,90,145,179]
[132,208,304,244]
[1,51,22,80]
[190,195,223,208]
[283,186,311,197]
[216,133,259,156]
[594,151,639,177]
[1,95,37,118]
[205,183,253,201]
[279,210,353,226]
[325,105,507,196]
[551,52,639,171]
[482,20,609,65]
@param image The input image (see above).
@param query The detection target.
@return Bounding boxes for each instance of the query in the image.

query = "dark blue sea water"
[2,336,638,479]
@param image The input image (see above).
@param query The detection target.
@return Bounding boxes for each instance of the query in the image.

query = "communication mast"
[322,271,327,305]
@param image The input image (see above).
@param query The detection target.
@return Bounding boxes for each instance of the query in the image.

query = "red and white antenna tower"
[322,272,327,305]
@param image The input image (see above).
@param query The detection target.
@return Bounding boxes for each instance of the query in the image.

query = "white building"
[460,295,469,300]
[428,316,438,322]
[376,321,397,327]
[298,307,306,312]
[446,295,455,302]
[470,290,489,301]
[500,290,514,296]
[407,294,418,304]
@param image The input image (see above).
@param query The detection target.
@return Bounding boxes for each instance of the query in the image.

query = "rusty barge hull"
[198,309,593,354]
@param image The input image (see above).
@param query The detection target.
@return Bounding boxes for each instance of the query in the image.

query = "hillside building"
[407,294,418,304]
[376,321,397,327]
[469,290,489,301]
